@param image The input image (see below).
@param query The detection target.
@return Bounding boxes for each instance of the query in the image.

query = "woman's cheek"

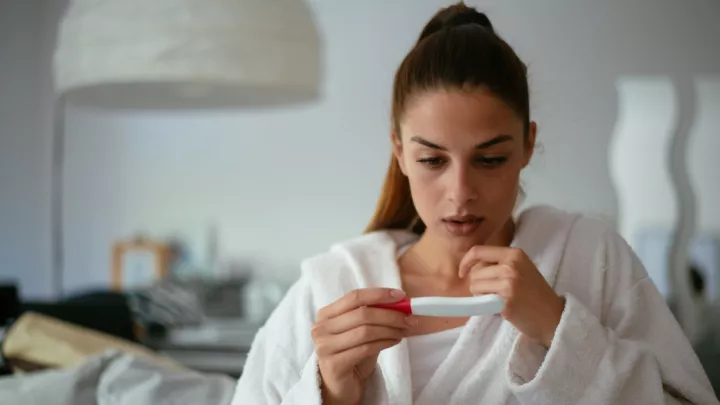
[409,171,445,215]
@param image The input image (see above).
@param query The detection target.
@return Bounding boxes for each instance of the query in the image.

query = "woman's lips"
[442,216,482,236]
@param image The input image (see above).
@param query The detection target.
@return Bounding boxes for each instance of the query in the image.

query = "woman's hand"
[312,288,412,405]
[459,246,565,348]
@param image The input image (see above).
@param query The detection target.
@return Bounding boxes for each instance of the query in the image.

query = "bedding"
[0,349,236,405]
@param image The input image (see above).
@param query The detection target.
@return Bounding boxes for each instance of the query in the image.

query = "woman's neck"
[405,218,516,279]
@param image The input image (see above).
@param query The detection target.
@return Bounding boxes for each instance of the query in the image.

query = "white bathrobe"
[232,205,718,405]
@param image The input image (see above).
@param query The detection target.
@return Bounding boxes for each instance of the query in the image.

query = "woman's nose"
[447,165,477,204]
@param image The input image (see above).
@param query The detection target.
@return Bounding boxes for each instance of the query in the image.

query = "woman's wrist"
[320,377,360,405]
[540,295,565,348]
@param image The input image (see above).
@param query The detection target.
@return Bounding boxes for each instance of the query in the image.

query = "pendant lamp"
[54,0,322,109]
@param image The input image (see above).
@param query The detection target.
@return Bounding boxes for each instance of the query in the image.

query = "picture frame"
[111,237,171,291]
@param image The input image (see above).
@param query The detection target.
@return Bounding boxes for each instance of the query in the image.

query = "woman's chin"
[433,227,489,253]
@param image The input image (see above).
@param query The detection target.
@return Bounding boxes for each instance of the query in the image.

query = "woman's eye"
[477,156,507,167]
[417,157,445,168]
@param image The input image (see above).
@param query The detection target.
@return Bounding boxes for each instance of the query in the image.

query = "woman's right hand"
[311,288,413,405]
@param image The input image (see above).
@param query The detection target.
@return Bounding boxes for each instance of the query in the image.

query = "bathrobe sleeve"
[231,276,324,405]
[506,226,719,405]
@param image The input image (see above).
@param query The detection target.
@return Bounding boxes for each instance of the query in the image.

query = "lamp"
[51,0,321,297]
[55,0,321,109]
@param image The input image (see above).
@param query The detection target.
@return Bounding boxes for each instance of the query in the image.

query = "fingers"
[313,291,410,393]
[459,246,526,278]
[467,263,515,295]
[318,288,406,321]
[322,339,401,377]
[319,306,412,335]
[469,278,512,296]
[312,292,413,358]
[458,245,504,278]
[315,325,406,356]
[469,264,515,282]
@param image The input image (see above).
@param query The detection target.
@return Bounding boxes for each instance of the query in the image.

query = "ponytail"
[364,153,425,234]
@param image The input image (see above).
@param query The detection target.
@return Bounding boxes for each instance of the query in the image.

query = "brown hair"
[365,3,530,235]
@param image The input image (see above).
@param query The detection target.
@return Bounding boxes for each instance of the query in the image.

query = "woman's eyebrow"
[410,134,513,150]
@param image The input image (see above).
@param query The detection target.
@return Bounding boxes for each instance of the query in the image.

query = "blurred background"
[0,0,718,395]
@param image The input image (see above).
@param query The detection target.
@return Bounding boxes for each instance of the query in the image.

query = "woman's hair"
[364,3,530,235]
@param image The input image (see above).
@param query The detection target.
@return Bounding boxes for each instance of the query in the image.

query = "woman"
[232,4,717,405]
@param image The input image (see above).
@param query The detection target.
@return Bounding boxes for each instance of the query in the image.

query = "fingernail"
[405,316,418,326]
[391,289,406,299]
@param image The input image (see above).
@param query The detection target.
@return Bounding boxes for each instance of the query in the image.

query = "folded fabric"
[2,312,180,372]
[0,349,236,405]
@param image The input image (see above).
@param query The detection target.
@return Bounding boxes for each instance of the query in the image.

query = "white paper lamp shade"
[53,0,322,109]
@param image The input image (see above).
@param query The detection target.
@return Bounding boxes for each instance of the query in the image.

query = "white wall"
[2,0,719,298]
[0,0,52,298]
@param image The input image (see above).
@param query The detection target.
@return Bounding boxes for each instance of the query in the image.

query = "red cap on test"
[370,297,412,315]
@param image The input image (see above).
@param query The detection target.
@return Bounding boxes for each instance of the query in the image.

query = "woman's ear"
[522,121,537,168]
[391,131,408,176]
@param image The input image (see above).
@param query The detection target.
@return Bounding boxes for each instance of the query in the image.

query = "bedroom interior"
[1,0,718,402]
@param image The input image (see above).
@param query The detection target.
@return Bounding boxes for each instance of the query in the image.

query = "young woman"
[232,4,717,405]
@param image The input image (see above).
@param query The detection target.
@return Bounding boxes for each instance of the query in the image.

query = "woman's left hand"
[459,246,565,348]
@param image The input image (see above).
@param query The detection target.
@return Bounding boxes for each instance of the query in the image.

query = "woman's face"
[394,88,535,253]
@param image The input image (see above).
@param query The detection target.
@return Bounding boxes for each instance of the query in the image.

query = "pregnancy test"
[370,294,505,317]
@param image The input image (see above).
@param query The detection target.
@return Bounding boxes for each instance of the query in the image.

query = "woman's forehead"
[400,89,524,143]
